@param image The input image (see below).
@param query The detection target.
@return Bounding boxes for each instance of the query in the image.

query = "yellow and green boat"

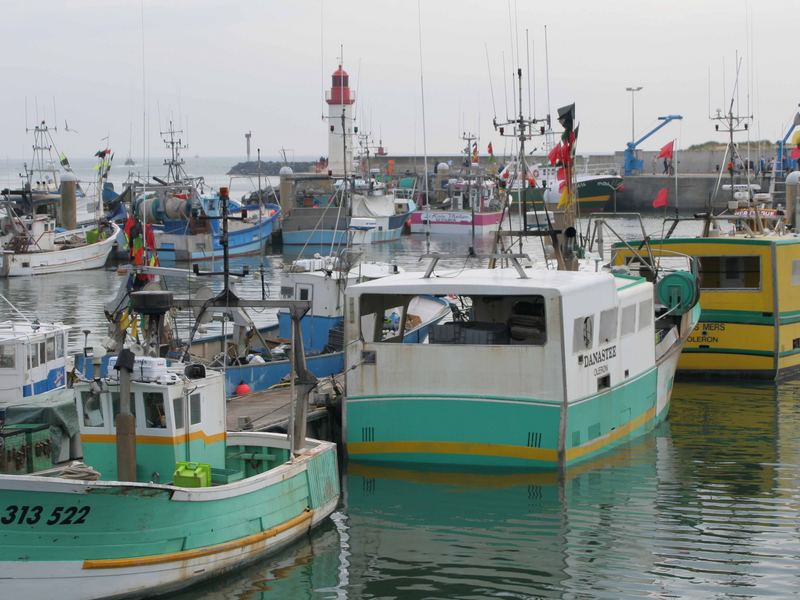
[613,215,800,380]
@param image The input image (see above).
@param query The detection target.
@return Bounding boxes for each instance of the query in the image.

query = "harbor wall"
[367,149,770,177]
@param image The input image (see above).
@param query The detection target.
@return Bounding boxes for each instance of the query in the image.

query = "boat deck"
[226,380,339,434]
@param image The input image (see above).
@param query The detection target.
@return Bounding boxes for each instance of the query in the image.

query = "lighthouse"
[326,64,355,176]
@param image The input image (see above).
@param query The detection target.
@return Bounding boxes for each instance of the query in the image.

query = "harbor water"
[2,159,798,598]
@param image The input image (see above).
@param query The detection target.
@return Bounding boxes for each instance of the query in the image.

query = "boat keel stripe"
[81,508,313,570]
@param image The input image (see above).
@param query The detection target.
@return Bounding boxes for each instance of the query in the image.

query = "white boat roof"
[346,267,635,297]
[0,320,72,343]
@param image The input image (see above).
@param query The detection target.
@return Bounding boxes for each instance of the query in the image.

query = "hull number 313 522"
[1,505,91,526]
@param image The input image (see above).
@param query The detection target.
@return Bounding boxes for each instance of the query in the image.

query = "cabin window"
[111,392,136,421]
[0,345,14,368]
[28,344,39,369]
[173,397,184,429]
[143,392,167,428]
[190,393,202,425]
[297,285,312,301]
[508,298,547,345]
[638,299,652,331]
[39,342,46,365]
[280,286,294,299]
[46,337,56,362]
[599,309,618,344]
[56,334,64,358]
[573,316,594,352]
[80,391,105,428]
[793,260,800,286]
[620,305,636,337]
[358,293,413,343]
[698,256,760,290]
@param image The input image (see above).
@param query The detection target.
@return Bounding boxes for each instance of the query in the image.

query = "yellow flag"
[557,187,569,208]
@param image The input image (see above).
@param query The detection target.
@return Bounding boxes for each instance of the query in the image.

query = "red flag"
[652,188,669,208]
[556,167,566,181]
[548,143,563,166]
[791,147,800,160]
[487,142,494,155]
[387,159,395,176]
[657,141,674,160]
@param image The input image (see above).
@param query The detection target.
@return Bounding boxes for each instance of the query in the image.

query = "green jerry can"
[0,427,28,475]
[4,424,52,473]
[173,461,212,488]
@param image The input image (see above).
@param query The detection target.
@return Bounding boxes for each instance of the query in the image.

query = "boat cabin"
[345,268,657,407]
[0,321,70,399]
[278,258,402,353]
[77,360,227,482]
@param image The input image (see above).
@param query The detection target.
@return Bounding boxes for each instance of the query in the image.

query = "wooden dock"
[226,379,341,442]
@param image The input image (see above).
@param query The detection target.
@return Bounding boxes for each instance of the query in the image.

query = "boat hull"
[154,216,276,262]
[346,366,668,468]
[613,236,800,380]
[407,210,503,234]
[0,433,339,600]
[281,212,411,246]
[0,223,118,277]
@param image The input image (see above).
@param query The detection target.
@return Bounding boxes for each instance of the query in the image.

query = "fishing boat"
[342,100,700,469]
[128,126,281,262]
[141,190,281,262]
[0,320,71,399]
[504,157,623,213]
[279,178,414,246]
[408,137,504,235]
[611,104,800,380]
[0,288,340,599]
[0,212,118,277]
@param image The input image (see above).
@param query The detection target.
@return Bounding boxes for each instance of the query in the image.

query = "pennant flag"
[487,142,494,155]
[548,142,563,166]
[657,141,674,160]
[652,188,669,208]
[387,159,395,176]
[791,147,800,160]
[556,167,566,181]
[59,152,70,167]
[471,142,479,163]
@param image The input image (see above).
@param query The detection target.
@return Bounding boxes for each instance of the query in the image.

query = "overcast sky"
[2,0,798,162]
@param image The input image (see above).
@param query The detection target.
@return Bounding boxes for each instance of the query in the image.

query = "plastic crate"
[0,428,28,475]
[4,424,52,473]
[173,461,212,488]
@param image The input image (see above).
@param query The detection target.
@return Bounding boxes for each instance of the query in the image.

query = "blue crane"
[623,114,683,176]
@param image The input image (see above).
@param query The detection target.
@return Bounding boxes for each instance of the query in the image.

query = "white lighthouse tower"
[326,64,355,175]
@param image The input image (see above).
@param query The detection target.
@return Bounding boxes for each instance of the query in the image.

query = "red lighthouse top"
[326,64,355,105]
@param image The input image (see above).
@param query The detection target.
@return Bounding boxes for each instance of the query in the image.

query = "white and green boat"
[343,259,699,468]
[0,298,339,598]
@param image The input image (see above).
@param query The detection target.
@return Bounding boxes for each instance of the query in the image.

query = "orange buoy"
[235,382,252,396]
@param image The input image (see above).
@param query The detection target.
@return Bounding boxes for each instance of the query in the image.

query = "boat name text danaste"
[582,345,617,368]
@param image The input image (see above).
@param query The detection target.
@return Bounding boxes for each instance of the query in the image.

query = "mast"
[461,131,477,249]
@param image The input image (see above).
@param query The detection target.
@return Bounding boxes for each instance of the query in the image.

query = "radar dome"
[279,166,294,176]
[437,162,450,171]
[786,171,800,185]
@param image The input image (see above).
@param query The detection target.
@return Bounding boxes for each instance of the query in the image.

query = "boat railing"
[586,212,698,278]
[420,252,531,279]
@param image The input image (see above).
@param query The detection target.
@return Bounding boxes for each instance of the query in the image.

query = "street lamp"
[626,86,643,144]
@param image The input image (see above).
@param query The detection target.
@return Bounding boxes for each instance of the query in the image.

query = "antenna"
[544,25,552,130]
[710,56,753,211]
[485,44,498,121]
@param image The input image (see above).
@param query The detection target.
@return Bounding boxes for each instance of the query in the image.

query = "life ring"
[532,169,540,178]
